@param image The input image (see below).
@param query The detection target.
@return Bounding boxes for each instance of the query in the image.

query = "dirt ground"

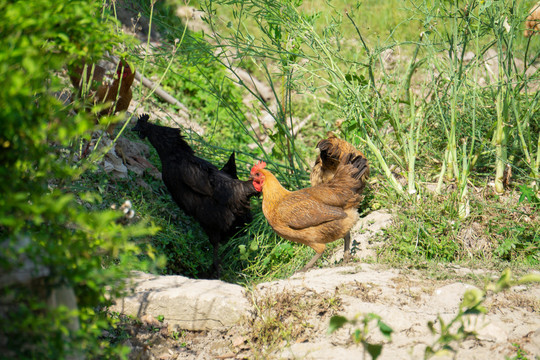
[121,264,540,360]
[112,140,539,360]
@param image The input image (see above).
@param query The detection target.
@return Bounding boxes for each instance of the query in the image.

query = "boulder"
[110,272,253,330]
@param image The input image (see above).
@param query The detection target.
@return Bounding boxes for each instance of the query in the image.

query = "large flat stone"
[111,272,253,330]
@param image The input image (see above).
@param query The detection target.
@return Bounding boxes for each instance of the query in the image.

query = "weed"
[425,269,540,359]
[328,313,393,360]
[170,330,180,341]
[336,281,382,303]
[248,289,343,356]
[377,186,538,266]
[103,312,140,345]
[507,343,532,360]
[111,0,540,284]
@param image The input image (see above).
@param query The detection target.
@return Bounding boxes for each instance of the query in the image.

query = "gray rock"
[257,264,399,295]
[116,136,150,158]
[110,272,253,330]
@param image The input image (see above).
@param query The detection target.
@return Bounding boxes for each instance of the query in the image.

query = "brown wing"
[274,191,347,230]
[69,62,106,91]
[302,186,358,207]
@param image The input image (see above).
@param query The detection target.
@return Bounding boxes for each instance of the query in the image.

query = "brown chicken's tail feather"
[348,154,369,181]
[328,154,369,195]
[312,134,370,194]
[316,135,365,165]
[317,138,343,164]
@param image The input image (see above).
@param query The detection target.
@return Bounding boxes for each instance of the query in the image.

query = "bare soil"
[103,166,539,360]
[120,264,540,360]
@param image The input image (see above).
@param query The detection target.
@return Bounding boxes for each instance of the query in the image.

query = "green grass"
[378,187,539,265]
[92,0,540,284]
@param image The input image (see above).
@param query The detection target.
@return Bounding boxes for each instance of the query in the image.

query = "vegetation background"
[0,0,538,358]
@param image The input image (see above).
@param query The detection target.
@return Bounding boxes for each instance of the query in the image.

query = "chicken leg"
[343,232,351,263]
[300,233,352,272]
[300,252,323,272]
[213,245,222,278]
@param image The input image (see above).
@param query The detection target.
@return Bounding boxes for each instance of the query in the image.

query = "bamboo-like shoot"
[365,136,404,195]
[493,96,507,194]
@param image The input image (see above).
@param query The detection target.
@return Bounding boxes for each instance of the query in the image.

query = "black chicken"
[132,114,259,277]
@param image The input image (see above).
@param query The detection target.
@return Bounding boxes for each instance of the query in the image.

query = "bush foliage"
[0,1,157,358]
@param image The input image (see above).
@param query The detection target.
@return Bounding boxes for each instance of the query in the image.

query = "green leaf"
[461,288,485,310]
[378,320,393,339]
[427,321,436,334]
[463,306,486,315]
[365,313,381,322]
[328,315,348,334]
[493,268,513,292]
[57,32,69,43]
[238,244,246,254]
[517,273,540,285]
[365,343,383,359]
[353,328,362,343]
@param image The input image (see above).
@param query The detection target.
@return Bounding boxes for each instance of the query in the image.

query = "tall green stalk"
[493,90,508,194]
[405,91,424,195]
[491,0,513,194]
[458,141,470,219]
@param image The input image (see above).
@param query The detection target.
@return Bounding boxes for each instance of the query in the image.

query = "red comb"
[116,60,132,77]
[251,161,267,174]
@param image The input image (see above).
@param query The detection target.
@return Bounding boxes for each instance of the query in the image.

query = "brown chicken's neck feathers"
[260,170,289,204]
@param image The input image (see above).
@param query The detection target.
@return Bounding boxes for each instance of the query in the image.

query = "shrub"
[0,1,157,358]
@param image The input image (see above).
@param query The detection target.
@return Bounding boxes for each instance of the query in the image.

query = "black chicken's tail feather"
[221,152,238,179]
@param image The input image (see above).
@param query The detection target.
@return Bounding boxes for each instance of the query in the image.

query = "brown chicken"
[310,134,369,262]
[525,1,540,37]
[69,59,136,134]
[251,154,369,271]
